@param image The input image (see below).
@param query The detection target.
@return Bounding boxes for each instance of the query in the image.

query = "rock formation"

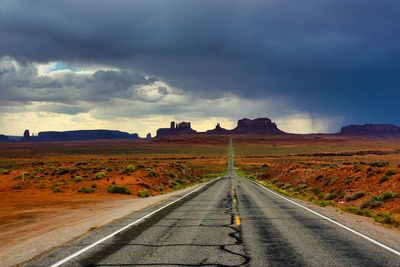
[205,123,232,134]
[231,118,286,135]
[339,124,400,136]
[21,129,32,141]
[146,133,152,139]
[156,121,197,138]
[37,130,139,141]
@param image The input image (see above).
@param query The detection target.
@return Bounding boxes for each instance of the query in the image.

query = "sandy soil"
[0,184,200,266]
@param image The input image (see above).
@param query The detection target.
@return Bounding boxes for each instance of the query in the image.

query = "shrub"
[369,162,388,167]
[121,165,136,174]
[148,171,159,177]
[12,184,22,189]
[360,196,383,209]
[175,178,186,185]
[52,188,63,193]
[137,190,149,198]
[379,176,389,183]
[169,180,178,188]
[353,164,361,172]
[107,185,131,194]
[324,193,338,200]
[343,179,352,185]
[374,212,395,225]
[292,184,307,192]
[93,172,106,180]
[385,169,398,176]
[315,175,323,181]
[91,183,97,188]
[78,187,94,193]
[309,187,321,195]
[57,168,69,175]
[1,169,11,175]
[367,171,374,177]
[342,206,372,217]
[153,185,164,192]
[346,191,366,201]
[75,176,83,182]
[378,191,399,202]
[167,172,176,179]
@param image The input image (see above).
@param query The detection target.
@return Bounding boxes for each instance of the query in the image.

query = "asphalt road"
[26,138,400,266]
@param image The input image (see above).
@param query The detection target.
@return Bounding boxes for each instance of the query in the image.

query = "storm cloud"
[0,0,399,135]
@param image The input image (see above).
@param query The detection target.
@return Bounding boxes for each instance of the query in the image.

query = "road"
[27,138,400,266]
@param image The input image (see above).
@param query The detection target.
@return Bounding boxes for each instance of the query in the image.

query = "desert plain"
[1,134,400,264]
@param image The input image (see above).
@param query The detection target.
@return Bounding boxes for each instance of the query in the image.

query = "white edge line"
[248,179,400,257]
[51,177,223,267]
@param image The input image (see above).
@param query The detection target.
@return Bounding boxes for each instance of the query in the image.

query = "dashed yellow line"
[232,190,235,194]
[235,216,241,226]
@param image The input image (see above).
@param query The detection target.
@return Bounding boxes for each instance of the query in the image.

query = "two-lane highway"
[27,138,400,266]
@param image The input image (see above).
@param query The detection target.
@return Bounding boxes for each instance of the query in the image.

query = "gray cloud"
[0,0,399,126]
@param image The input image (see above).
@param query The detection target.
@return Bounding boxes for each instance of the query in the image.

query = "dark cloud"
[0,0,399,125]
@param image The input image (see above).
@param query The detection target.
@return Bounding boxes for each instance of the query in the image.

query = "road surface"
[26,138,400,266]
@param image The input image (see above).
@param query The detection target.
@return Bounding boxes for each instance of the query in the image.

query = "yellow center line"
[235,216,241,226]
[232,190,235,194]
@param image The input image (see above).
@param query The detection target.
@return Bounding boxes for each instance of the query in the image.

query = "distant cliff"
[156,118,287,138]
[156,121,197,138]
[339,124,400,136]
[37,130,139,141]
[231,118,286,135]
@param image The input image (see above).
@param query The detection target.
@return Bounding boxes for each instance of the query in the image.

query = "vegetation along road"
[26,138,400,266]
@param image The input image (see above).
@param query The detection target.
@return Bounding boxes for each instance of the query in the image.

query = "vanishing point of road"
[27,138,400,266]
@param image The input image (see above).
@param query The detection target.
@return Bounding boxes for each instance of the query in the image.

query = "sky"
[0,0,399,137]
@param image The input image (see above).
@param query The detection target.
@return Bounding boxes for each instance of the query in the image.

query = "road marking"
[235,216,241,225]
[50,177,223,267]
[232,190,235,194]
[233,198,237,203]
[250,179,400,257]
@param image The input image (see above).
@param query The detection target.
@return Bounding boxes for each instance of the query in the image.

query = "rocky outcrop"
[156,121,197,138]
[37,130,139,141]
[21,129,32,142]
[231,118,286,135]
[205,123,232,135]
[339,124,400,136]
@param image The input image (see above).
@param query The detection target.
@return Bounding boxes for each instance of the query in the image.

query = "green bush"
[374,212,394,224]
[167,172,176,179]
[91,183,97,188]
[78,187,94,193]
[346,191,365,201]
[315,175,323,181]
[360,196,383,209]
[309,187,321,195]
[153,185,164,192]
[342,206,372,217]
[369,162,388,167]
[148,171,159,177]
[385,169,398,176]
[293,184,307,192]
[137,190,149,198]
[1,169,11,175]
[107,185,131,194]
[379,176,389,183]
[169,180,178,188]
[12,184,22,189]
[343,178,352,185]
[93,172,106,180]
[175,178,186,185]
[75,176,83,182]
[324,193,338,200]
[378,191,399,202]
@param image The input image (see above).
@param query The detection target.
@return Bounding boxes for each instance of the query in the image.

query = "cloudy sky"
[0,0,399,137]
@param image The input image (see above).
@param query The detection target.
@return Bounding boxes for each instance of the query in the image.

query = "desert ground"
[1,134,400,265]
[233,135,400,226]
[0,136,228,264]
